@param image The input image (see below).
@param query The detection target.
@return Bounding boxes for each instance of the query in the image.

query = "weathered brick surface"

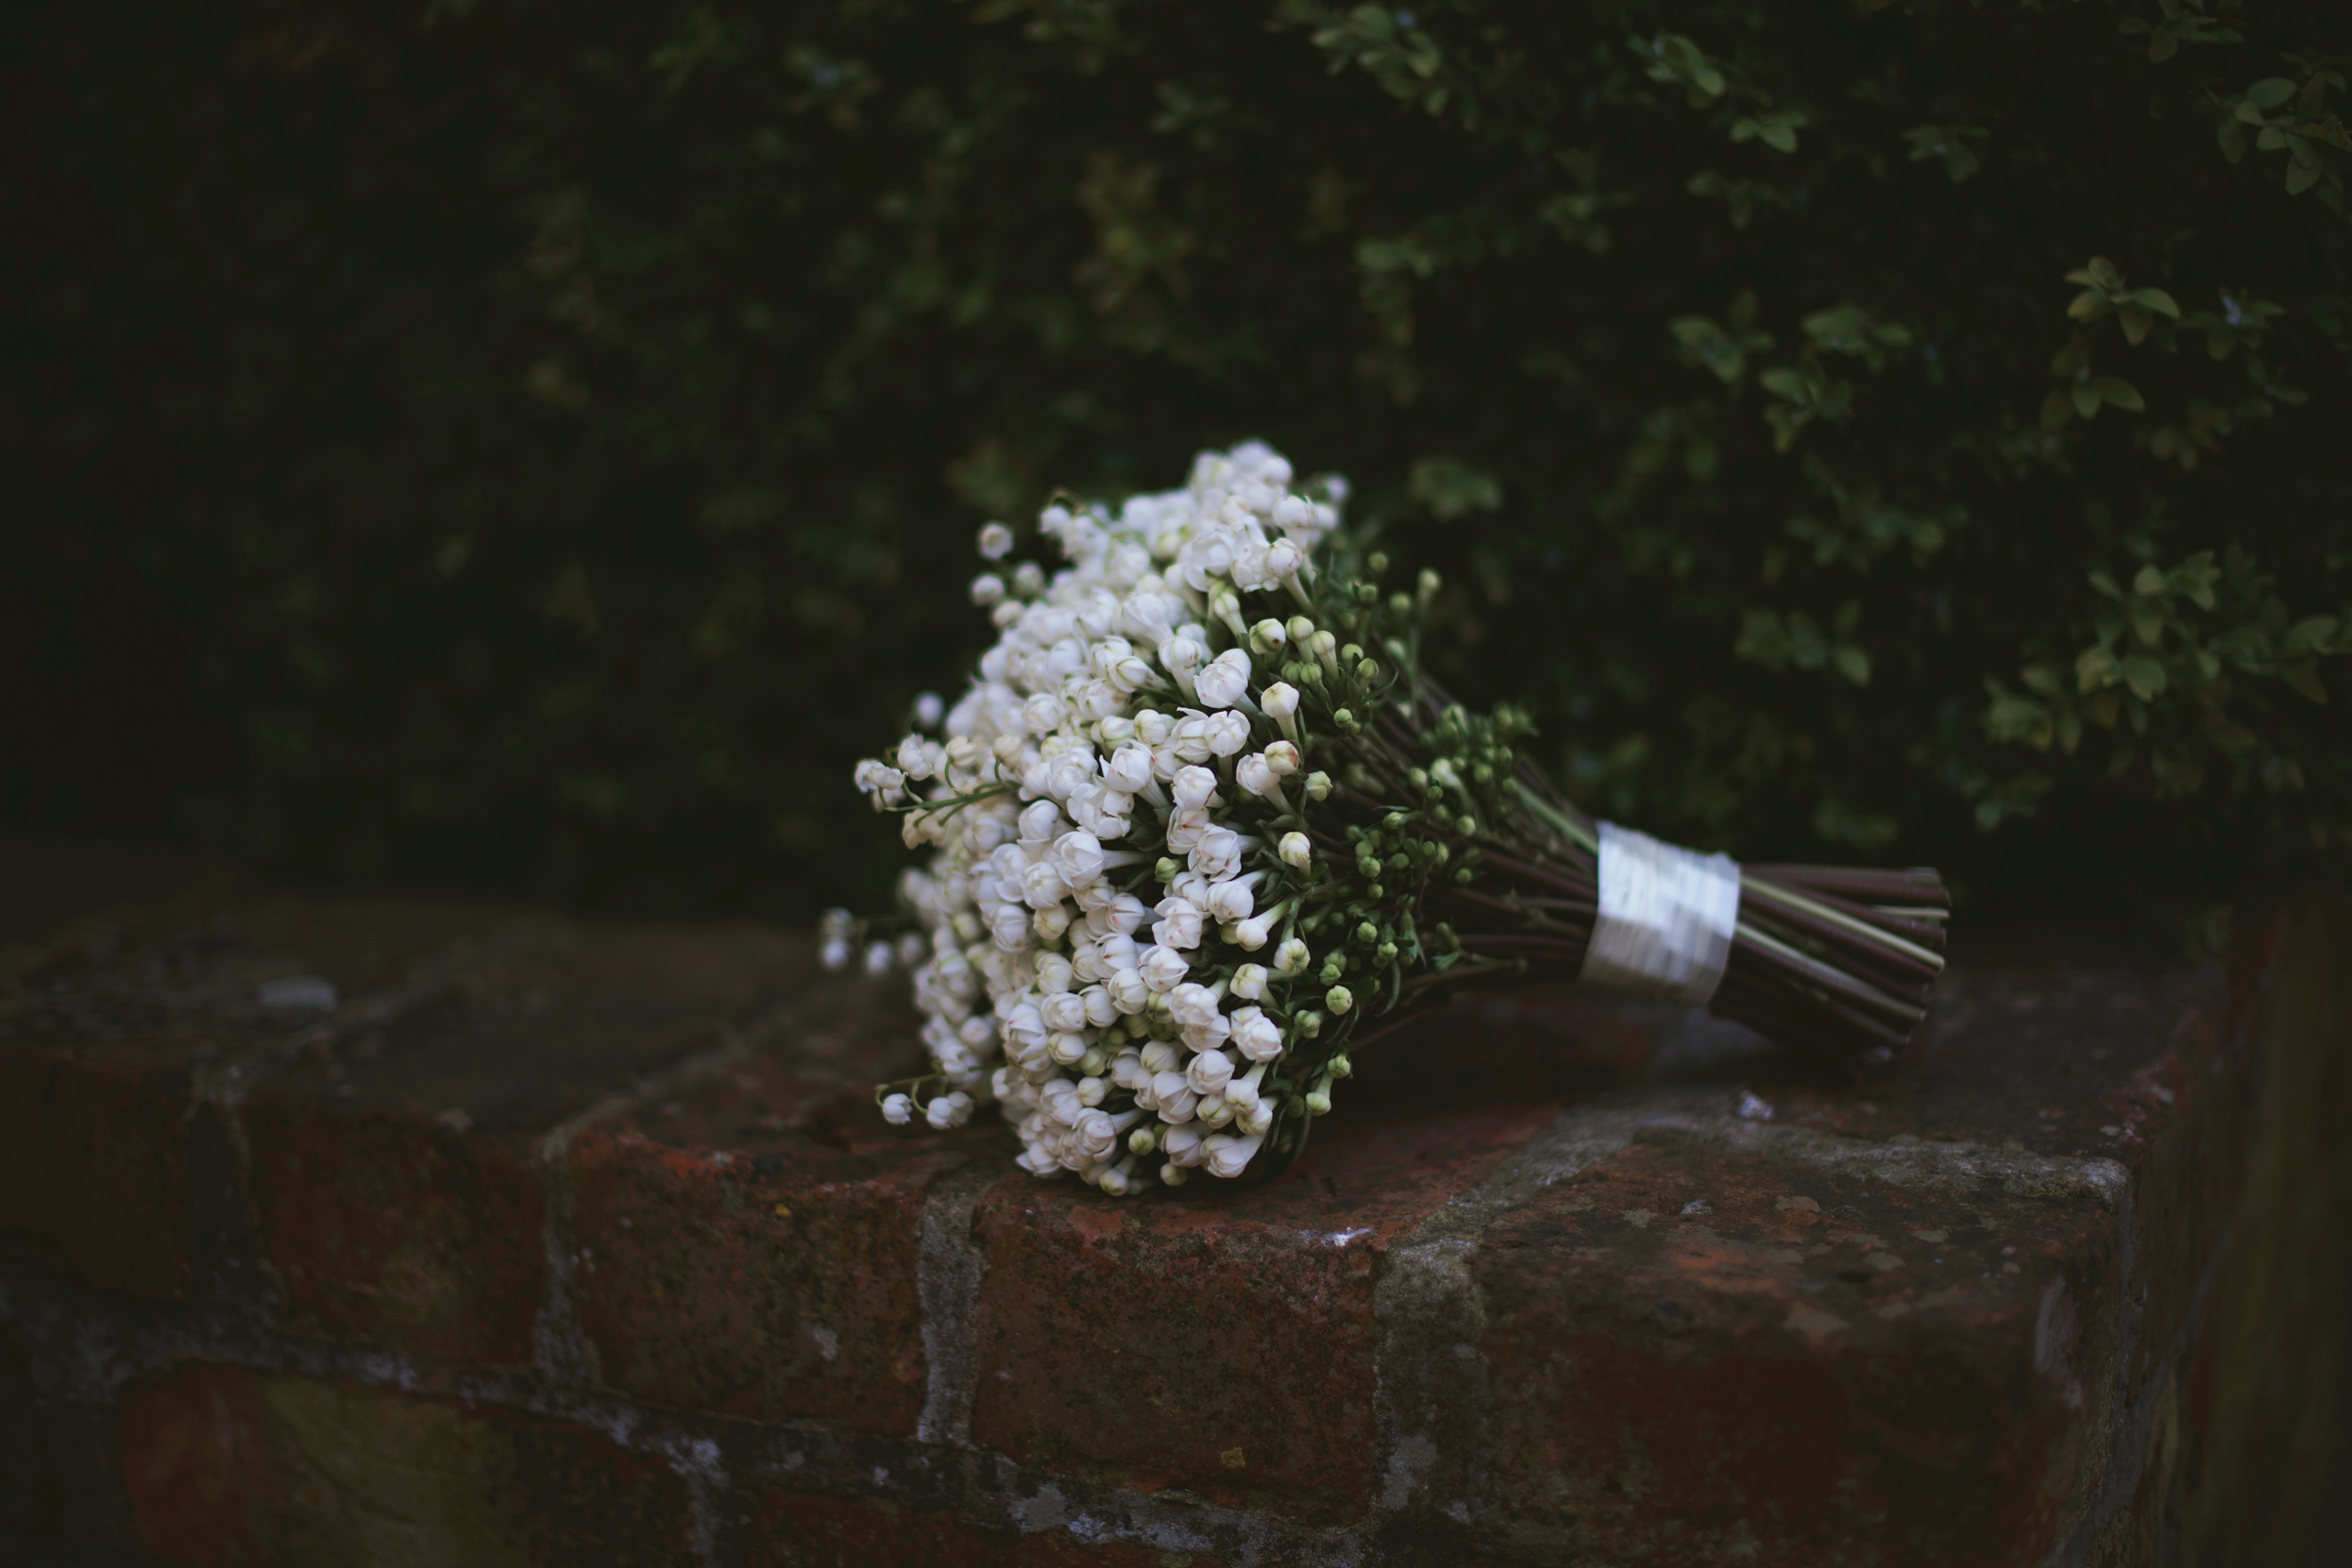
[2,838,2341,1567]
[120,1364,695,1566]
[0,1045,197,1300]
[245,1100,548,1365]
[1476,1134,2124,1564]
[744,1490,1232,1568]
[569,1122,947,1432]
[969,1098,1560,1525]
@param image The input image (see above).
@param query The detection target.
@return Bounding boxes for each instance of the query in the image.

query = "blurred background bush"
[5,0,2346,923]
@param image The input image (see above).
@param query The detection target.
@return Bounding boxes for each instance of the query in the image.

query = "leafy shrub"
[8,0,2347,915]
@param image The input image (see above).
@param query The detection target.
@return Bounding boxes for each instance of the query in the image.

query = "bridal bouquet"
[832,444,1948,1193]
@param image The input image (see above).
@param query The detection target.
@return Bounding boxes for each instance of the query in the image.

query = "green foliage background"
[7,0,2348,919]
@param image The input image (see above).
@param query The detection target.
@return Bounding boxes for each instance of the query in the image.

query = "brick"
[119,1364,693,1567]
[1474,1133,2127,1564]
[744,1490,1227,1568]
[244,1098,547,1365]
[568,1012,952,1433]
[0,1046,195,1300]
[968,1096,1559,1526]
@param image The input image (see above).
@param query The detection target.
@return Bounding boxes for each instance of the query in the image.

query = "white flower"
[1194,649,1252,709]
[1186,1049,1234,1097]
[882,1093,914,1125]
[1169,983,1222,1029]
[1204,711,1251,757]
[1189,826,1247,881]
[1052,830,1106,884]
[1165,808,1211,853]
[1279,832,1313,868]
[1153,899,1204,951]
[977,521,1015,559]
[1206,877,1256,923]
[989,905,1033,951]
[1096,894,1149,936]
[1172,765,1220,810]
[1235,753,1288,809]
[1021,861,1068,911]
[1108,967,1150,1014]
[1139,944,1190,992]
[1229,963,1269,1001]
[1105,743,1157,795]
[1151,1072,1198,1122]
[1229,1006,1284,1061]
[1203,1133,1262,1179]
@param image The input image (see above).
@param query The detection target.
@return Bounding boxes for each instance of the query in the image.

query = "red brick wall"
[1,854,2342,1565]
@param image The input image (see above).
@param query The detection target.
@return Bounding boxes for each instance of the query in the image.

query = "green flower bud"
[1456,815,1478,835]
[1328,1054,1353,1079]
[1305,1087,1333,1116]
[1286,615,1317,644]
[1304,771,1332,802]
[1327,985,1354,1014]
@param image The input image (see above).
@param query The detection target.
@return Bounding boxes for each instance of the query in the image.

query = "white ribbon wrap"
[1579,821,1741,1006]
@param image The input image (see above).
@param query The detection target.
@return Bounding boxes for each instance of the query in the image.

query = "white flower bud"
[1172,765,1219,810]
[1105,743,1156,794]
[1035,952,1074,993]
[1204,710,1250,757]
[1230,964,1269,1001]
[1081,984,1118,1027]
[1021,860,1068,911]
[1206,877,1256,923]
[977,521,1014,559]
[1261,683,1298,720]
[1194,649,1252,709]
[1186,1049,1234,1097]
[1074,1109,1121,1162]
[1042,992,1088,1033]
[1229,1006,1284,1061]
[1012,562,1046,596]
[1265,536,1306,577]
[970,573,1006,605]
[1107,967,1150,1014]
[1152,899,1204,951]
[1235,752,1281,802]
[913,691,944,728]
[1274,937,1311,975]
[989,905,1033,951]
[1162,1124,1207,1168]
[1279,832,1312,868]
[1190,826,1248,882]
[1194,1093,1235,1128]
[1140,944,1190,992]
[1134,708,1175,745]
[1233,916,1272,951]
[1140,1039,1182,1075]
[864,940,894,977]
[1263,740,1300,776]
[1053,830,1106,884]
[821,937,851,972]
[1204,1133,1262,1179]
[1251,617,1287,649]
[1110,1050,1149,1089]
[1152,1072,1198,1123]
[1032,904,1072,943]
[881,1093,913,1125]
[1225,1061,1267,1110]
